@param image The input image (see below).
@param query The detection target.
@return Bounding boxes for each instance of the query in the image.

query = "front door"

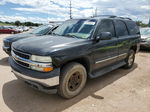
[92,19,118,71]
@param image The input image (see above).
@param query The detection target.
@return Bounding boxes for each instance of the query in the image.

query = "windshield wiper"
[63,34,79,39]
[52,32,61,36]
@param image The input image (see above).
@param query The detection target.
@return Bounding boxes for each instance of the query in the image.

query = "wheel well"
[61,58,90,74]
[130,45,137,52]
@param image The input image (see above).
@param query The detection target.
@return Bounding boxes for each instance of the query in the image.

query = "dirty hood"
[12,35,85,56]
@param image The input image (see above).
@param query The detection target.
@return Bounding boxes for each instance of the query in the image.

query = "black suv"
[9,16,140,99]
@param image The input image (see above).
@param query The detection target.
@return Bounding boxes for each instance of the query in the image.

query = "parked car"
[140,28,150,50]
[15,26,24,32]
[22,26,29,31]
[3,24,59,55]
[9,16,140,99]
[0,26,19,34]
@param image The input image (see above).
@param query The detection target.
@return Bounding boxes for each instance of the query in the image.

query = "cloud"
[141,5,150,10]
[0,0,150,23]
[0,15,63,23]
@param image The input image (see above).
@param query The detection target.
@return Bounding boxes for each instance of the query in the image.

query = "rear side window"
[98,19,115,37]
[126,21,139,35]
[115,20,128,36]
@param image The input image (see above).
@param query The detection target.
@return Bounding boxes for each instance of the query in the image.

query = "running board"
[89,61,126,78]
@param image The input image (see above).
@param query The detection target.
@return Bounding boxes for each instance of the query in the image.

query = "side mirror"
[96,32,112,41]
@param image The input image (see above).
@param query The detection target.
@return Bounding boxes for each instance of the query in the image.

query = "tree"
[136,21,148,27]
[15,21,21,26]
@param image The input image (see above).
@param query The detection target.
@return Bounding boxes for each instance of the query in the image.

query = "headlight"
[30,55,53,72]
[30,66,53,72]
[30,55,52,62]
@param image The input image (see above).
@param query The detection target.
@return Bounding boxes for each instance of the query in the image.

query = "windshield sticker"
[84,21,96,25]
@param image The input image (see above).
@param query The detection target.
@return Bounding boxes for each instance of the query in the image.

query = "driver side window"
[97,19,116,37]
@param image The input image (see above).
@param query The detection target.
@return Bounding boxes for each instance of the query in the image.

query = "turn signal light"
[43,67,54,72]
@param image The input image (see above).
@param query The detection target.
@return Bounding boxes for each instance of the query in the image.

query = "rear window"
[126,21,140,35]
[114,20,128,36]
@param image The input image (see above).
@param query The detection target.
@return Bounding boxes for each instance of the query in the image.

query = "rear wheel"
[11,31,15,34]
[124,49,135,68]
[58,62,87,99]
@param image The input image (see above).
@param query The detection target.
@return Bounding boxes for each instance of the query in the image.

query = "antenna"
[69,1,72,19]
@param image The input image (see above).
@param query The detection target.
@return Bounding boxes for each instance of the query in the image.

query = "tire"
[124,49,135,69]
[58,62,87,99]
[11,31,15,34]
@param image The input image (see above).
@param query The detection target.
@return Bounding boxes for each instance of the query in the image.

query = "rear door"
[114,20,130,61]
[92,19,119,71]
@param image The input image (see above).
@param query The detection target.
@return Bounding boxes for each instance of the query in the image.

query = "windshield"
[140,29,150,36]
[31,25,52,35]
[53,19,97,39]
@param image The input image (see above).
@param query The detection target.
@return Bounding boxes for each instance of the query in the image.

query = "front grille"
[4,41,10,47]
[13,49,30,59]
[16,60,29,68]
[12,49,31,68]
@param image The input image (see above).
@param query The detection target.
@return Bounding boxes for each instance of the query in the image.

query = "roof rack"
[109,16,132,20]
[93,15,117,18]
[92,15,132,20]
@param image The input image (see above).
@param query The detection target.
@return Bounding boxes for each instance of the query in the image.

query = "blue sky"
[0,0,149,23]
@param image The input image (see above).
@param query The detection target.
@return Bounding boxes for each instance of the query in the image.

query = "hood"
[4,33,35,43]
[12,35,86,56]
[141,35,150,39]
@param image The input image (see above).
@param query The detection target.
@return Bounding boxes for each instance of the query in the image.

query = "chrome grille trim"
[12,48,31,59]
[12,50,52,68]
[12,56,30,68]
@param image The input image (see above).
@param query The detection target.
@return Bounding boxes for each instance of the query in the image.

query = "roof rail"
[114,17,132,20]
[92,15,132,20]
[93,15,117,18]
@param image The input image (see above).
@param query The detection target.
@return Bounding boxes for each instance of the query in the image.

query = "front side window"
[97,19,115,37]
[115,20,128,36]
[53,19,97,39]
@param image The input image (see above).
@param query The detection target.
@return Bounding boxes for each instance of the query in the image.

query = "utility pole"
[69,0,72,19]
[148,17,150,27]
[95,7,97,17]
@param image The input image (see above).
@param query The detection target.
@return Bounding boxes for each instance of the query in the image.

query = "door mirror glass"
[99,32,112,40]
[96,32,112,41]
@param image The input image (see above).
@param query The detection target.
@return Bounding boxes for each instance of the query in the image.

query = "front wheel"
[58,62,87,99]
[124,50,135,69]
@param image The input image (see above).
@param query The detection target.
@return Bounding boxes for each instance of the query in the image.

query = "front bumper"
[3,46,11,55]
[12,69,59,87]
[9,57,60,92]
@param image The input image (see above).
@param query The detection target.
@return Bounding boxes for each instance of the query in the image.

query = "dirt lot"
[0,34,150,112]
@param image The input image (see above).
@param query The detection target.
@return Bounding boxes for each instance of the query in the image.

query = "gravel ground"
[0,34,150,112]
